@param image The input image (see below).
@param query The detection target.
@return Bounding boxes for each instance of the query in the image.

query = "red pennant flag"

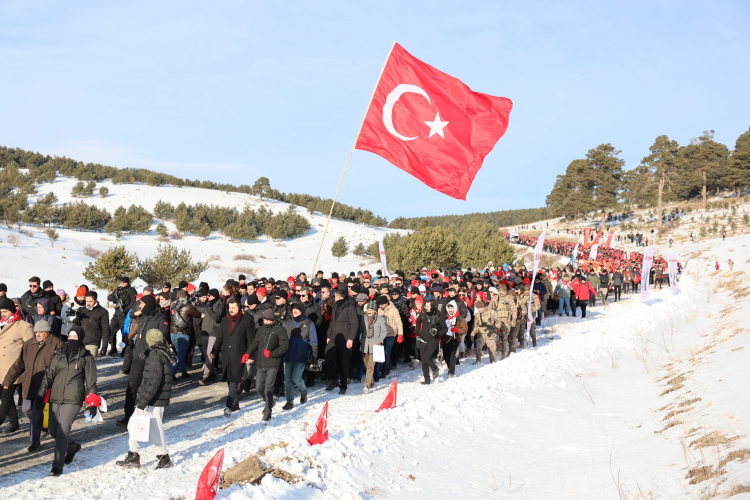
[605,230,614,248]
[307,402,329,446]
[375,380,398,412]
[355,43,512,200]
[195,448,224,500]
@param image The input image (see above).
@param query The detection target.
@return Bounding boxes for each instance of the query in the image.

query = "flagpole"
[310,41,397,278]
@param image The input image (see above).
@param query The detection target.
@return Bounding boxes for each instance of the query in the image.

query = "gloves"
[396,335,404,344]
[85,405,97,417]
[263,349,270,358]
[450,327,457,334]
[241,353,250,364]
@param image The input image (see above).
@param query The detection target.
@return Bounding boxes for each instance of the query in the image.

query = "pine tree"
[197,222,211,240]
[546,159,592,219]
[641,135,680,227]
[726,127,750,195]
[139,243,208,286]
[156,222,168,237]
[153,200,175,220]
[402,226,459,270]
[586,144,624,229]
[250,177,271,201]
[45,228,59,247]
[82,245,140,290]
[331,236,349,261]
[680,131,730,209]
[352,242,367,257]
[99,186,109,198]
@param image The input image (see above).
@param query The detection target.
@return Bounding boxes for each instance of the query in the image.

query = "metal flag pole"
[310,41,396,278]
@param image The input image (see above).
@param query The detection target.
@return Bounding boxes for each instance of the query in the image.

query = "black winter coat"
[78,303,110,347]
[108,285,137,315]
[325,296,358,353]
[131,310,169,358]
[416,309,447,343]
[136,343,176,409]
[37,344,98,405]
[20,289,44,322]
[44,290,63,316]
[213,313,255,383]
[196,298,225,337]
[247,320,288,369]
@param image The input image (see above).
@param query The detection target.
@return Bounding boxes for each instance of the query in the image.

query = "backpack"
[171,301,189,332]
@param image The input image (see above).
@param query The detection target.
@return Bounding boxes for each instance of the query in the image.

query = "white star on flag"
[423,112,449,138]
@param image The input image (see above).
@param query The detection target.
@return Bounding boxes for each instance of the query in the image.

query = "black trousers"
[123,359,146,421]
[256,367,278,410]
[579,301,588,318]
[108,312,126,352]
[325,337,351,390]
[442,338,459,375]
[418,339,438,380]
[0,385,19,428]
[122,342,135,373]
[613,286,622,301]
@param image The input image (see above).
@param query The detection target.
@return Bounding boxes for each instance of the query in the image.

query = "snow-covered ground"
[1,180,749,498]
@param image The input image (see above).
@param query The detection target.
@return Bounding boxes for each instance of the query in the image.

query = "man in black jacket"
[106,277,137,356]
[325,288,358,394]
[42,280,63,316]
[20,276,45,322]
[246,309,288,421]
[79,291,110,360]
[117,328,176,470]
[118,295,168,427]
[196,289,225,385]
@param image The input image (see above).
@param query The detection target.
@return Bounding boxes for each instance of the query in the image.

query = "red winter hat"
[136,293,143,300]
[414,296,424,305]
[287,276,295,283]
[76,285,88,298]
[85,393,102,408]
[411,280,419,287]
[257,288,267,297]
[524,278,530,285]
[187,282,196,293]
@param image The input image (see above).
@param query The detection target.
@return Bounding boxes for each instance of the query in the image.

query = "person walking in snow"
[37,327,98,476]
[282,302,317,409]
[117,328,175,470]
[360,301,387,393]
[0,297,34,435]
[246,309,288,421]
[2,319,63,452]
[212,296,255,416]
[472,298,503,363]
[415,298,446,384]
[442,301,467,377]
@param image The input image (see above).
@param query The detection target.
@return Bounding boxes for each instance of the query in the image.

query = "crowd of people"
[0,234,675,476]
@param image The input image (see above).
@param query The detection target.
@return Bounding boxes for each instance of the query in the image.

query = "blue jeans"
[558,297,571,315]
[374,336,396,379]
[284,362,307,403]
[170,333,190,377]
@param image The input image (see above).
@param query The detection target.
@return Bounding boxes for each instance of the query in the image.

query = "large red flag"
[355,43,512,200]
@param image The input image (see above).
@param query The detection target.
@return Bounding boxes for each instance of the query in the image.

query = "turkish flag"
[355,43,512,200]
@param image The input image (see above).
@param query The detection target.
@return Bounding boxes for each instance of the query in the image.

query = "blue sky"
[1,1,748,221]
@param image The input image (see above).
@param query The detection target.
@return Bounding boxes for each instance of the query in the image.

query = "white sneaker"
[363,386,370,394]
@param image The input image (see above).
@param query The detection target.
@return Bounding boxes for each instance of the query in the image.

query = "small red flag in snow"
[307,401,329,446]
[195,448,224,500]
[375,380,398,412]
[356,43,513,200]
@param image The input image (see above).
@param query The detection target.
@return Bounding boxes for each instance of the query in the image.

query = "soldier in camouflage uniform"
[471,298,502,364]
[488,285,516,359]
[518,285,541,348]
[509,286,523,353]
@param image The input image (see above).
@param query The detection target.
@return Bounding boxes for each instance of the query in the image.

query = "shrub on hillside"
[153,200,175,220]
[139,243,208,286]
[331,236,349,261]
[105,205,153,233]
[83,245,140,290]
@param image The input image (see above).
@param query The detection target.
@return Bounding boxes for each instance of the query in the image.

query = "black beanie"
[0,283,7,293]
[208,288,220,298]
[247,295,260,306]
[179,280,188,289]
[42,280,53,289]
[0,297,16,313]
[140,295,157,315]
[290,302,304,314]
[376,295,389,306]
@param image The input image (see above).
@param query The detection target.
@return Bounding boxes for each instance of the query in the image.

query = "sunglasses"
[29,284,39,288]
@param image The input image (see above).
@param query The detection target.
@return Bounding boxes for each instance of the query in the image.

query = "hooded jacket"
[33,298,62,338]
[136,343,176,409]
[37,343,97,405]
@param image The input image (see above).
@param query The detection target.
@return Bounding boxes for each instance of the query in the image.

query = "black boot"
[27,441,40,452]
[2,425,19,434]
[421,378,430,385]
[64,443,81,464]
[325,380,338,391]
[49,468,63,477]
[155,454,173,469]
[116,451,141,468]
[300,391,308,404]
[282,401,294,410]
[262,408,272,421]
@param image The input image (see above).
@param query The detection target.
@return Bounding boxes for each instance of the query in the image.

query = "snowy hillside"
[0,175,403,294]
[2,181,750,497]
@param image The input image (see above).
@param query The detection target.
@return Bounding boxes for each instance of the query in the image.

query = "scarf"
[0,310,21,327]
[366,315,376,339]
[228,311,243,331]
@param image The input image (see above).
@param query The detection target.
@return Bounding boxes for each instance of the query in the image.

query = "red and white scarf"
[0,310,22,327]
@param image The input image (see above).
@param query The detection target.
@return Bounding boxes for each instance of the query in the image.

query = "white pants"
[129,406,167,455]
